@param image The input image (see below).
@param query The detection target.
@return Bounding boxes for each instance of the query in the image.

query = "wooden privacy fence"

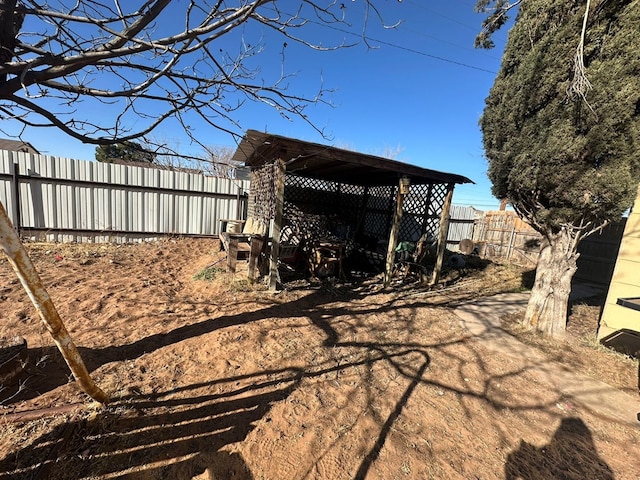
[472,210,625,286]
[0,150,250,243]
[472,211,540,265]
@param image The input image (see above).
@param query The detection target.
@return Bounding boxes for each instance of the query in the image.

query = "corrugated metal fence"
[0,150,250,242]
[446,205,481,248]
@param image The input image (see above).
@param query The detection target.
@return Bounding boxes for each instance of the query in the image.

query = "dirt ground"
[0,238,638,480]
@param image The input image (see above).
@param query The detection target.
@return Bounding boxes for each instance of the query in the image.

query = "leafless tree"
[0,0,402,406]
[115,133,243,177]
[199,145,243,178]
[0,1,399,147]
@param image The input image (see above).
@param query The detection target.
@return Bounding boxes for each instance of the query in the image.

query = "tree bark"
[0,0,22,83]
[523,227,579,338]
[0,201,110,404]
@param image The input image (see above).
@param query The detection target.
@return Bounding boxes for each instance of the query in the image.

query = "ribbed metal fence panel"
[447,205,481,247]
[0,152,16,222]
[0,150,249,243]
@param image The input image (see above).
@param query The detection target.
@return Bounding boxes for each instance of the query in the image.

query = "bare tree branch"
[474,0,523,49]
[0,0,398,145]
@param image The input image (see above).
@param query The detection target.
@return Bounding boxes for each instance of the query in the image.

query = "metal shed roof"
[231,130,473,187]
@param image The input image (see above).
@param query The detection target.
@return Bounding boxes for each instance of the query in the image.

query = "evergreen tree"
[479,0,640,337]
[95,141,155,164]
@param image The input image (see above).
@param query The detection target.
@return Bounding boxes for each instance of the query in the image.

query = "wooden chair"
[220,217,269,277]
[393,233,435,282]
[278,225,302,267]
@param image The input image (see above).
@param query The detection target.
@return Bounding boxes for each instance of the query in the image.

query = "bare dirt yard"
[0,238,638,480]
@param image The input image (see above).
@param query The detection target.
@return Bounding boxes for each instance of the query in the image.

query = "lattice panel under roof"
[398,183,430,242]
[402,187,428,216]
[362,214,389,242]
[285,175,340,214]
[248,163,452,257]
[366,186,393,212]
[283,175,340,244]
[425,183,448,236]
[248,161,278,223]
[283,176,393,245]
[359,185,393,240]
[340,183,365,196]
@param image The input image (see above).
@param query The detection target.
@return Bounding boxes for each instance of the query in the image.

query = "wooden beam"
[248,235,264,281]
[384,179,408,287]
[269,157,286,291]
[227,236,238,273]
[2,403,83,424]
[430,183,455,286]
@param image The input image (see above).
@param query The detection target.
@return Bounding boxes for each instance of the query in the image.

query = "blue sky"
[5,0,513,210]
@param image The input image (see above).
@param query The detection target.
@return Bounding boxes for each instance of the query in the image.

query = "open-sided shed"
[230,130,473,289]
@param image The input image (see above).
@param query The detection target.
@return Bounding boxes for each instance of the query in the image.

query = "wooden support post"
[227,236,238,273]
[384,178,409,287]
[0,201,109,404]
[430,183,455,286]
[506,226,516,260]
[269,157,286,291]
[11,160,21,236]
[248,235,264,281]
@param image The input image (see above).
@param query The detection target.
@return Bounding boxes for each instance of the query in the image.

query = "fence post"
[269,157,286,291]
[236,186,242,219]
[506,227,516,260]
[11,159,21,235]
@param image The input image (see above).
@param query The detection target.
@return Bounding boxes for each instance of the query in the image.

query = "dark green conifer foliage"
[95,141,155,164]
[479,0,639,337]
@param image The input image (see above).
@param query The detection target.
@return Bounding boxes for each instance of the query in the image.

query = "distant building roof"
[0,138,40,154]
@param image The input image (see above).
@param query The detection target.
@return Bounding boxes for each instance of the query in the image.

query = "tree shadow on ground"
[5,282,464,403]
[0,342,434,479]
[3,252,508,405]
[3,275,566,479]
[0,373,292,479]
[504,416,614,480]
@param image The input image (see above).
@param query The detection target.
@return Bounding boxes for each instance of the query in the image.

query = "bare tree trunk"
[0,0,22,83]
[0,202,109,404]
[523,227,579,338]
